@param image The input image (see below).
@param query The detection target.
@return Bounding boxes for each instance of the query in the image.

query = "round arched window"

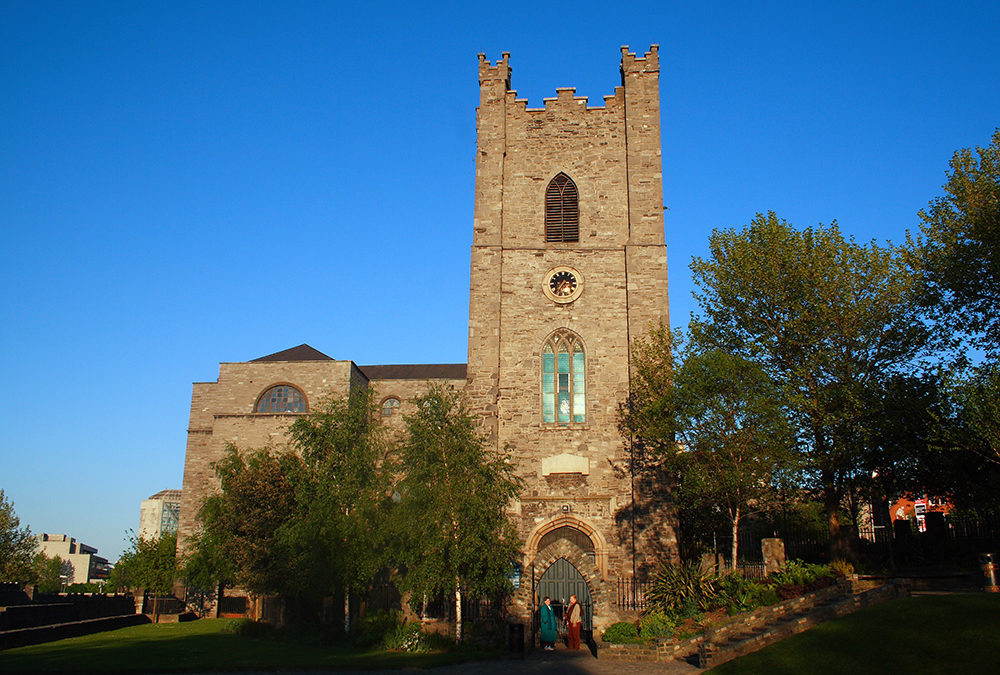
[255,385,306,413]
[381,397,401,417]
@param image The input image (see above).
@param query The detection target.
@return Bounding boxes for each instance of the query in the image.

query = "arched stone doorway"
[509,534,615,637]
[537,557,593,630]
[525,514,610,577]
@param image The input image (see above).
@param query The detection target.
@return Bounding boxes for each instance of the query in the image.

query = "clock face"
[544,266,583,303]
[549,270,577,297]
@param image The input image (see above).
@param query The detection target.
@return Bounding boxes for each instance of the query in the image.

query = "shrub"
[602,621,639,643]
[65,583,103,594]
[769,559,836,600]
[639,612,674,638]
[647,562,718,615]
[384,622,426,652]
[759,587,780,606]
[422,629,455,651]
[354,609,402,647]
[769,559,832,587]
[223,618,273,638]
[830,559,855,578]
[717,572,774,615]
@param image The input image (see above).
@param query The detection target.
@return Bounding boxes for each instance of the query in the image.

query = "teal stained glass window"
[542,345,555,421]
[542,331,585,424]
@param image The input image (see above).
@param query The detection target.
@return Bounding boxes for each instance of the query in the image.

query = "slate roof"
[252,344,334,362]
[359,364,468,380]
[249,345,466,380]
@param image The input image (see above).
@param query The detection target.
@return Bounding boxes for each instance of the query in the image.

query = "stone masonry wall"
[467,46,673,601]
[177,360,359,551]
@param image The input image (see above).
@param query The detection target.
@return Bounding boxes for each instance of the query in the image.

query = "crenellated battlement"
[478,51,511,90]
[479,46,657,113]
[620,43,660,74]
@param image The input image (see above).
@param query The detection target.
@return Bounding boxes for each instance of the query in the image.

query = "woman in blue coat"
[539,596,557,651]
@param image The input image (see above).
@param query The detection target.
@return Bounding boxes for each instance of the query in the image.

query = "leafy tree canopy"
[34,553,73,592]
[109,531,177,594]
[196,445,302,598]
[0,489,37,583]
[689,213,933,556]
[623,326,798,565]
[394,385,522,641]
[285,388,394,596]
[919,129,1000,353]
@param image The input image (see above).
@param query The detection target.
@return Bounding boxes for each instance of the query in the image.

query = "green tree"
[109,531,177,594]
[0,489,37,583]
[690,213,933,558]
[195,445,302,599]
[622,326,797,566]
[285,388,394,631]
[672,349,797,567]
[187,391,392,626]
[33,553,71,592]
[919,129,1000,353]
[394,385,522,642]
[178,523,233,596]
[949,361,1000,466]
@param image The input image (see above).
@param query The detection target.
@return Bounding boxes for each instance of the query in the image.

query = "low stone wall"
[0,614,150,651]
[597,579,907,664]
[700,580,848,646]
[0,594,135,631]
[698,581,910,669]
[598,632,705,663]
[0,583,31,607]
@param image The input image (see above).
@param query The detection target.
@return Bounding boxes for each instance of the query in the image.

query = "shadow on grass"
[708,594,1000,674]
[0,619,501,673]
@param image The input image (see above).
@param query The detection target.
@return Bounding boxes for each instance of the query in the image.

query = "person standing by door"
[565,594,582,650]
[540,596,557,651]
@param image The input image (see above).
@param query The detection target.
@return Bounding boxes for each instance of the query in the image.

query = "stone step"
[696,582,908,669]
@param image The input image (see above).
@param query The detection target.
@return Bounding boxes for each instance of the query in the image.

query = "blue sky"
[2,1,998,562]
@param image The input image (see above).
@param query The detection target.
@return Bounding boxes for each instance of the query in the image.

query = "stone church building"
[178,45,673,630]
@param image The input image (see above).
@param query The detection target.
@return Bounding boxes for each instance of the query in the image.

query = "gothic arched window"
[542,331,586,424]
[255,384,307,413]
[545,173,579,242]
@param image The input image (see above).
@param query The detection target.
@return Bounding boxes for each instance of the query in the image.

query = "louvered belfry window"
[545,173,579,242]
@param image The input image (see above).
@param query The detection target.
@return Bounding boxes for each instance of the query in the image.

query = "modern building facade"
[176,46,673,630]
[139,489,182,539]
[36,533,110,585]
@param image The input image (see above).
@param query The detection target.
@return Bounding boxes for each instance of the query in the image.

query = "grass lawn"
[0,619,501,673]
[710,593,1000,674]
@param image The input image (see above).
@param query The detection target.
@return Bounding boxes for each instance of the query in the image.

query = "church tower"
[466,46,674,629]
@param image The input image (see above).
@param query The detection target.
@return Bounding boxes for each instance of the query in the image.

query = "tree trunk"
[344,588,350,633]
[454,581,463,644]
[730,506,740,571]
[823,472,848,560]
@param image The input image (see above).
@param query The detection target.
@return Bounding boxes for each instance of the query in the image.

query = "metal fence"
[420,593,506,622]
[615,578,652,612]
[614,561,768,612]
[712,512,1000,566]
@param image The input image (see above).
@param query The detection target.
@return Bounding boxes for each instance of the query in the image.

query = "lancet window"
[545,173,579,242]
[542,331,586,424]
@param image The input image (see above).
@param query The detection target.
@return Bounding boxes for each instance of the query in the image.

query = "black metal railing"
[615,578,651,611]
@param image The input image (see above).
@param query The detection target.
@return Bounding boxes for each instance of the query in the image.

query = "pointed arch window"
[255,385,306,413]
[542,331,586,424]
[545,173,579,242]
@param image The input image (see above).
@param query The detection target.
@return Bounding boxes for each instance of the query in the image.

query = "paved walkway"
[426,647,702,674]
[185,645,702,675]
